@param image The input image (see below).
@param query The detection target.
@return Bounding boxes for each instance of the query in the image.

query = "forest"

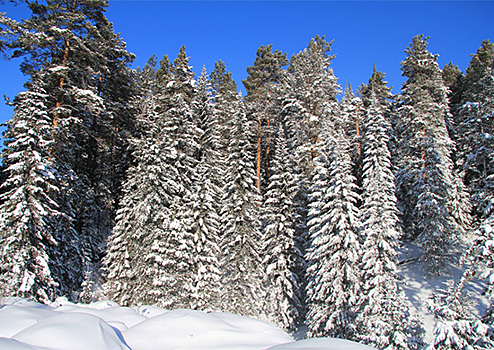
[0,1,493,349]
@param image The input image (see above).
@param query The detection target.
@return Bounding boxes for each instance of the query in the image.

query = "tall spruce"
[452,40,494,222]
[0,78,81,301]
[261,125,304,331]
[219,93,266,319]
[105,48,201,308]
[395,35,469,274]
[187,67,223,310]
[305,126,361,339]
[356,90,425,350]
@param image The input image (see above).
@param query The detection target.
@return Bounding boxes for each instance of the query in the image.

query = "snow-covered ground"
[398,241,490,343]
[0,297,375,350]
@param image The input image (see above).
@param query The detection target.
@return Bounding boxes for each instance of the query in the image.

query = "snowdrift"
[0,297,375,350]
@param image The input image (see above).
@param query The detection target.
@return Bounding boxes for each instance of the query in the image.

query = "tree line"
[0,1,493,349]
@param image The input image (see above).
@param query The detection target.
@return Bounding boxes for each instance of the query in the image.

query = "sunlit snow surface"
[0,297,375,350]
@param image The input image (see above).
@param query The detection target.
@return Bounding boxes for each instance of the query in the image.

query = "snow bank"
[0,297,375,350]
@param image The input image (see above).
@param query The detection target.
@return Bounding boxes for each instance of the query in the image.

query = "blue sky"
[1,1,493,129]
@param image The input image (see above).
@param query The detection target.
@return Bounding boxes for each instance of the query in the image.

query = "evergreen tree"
[395,35,469,274]
[243,44,288,193]
[427,269,494,349]
[356,90,425,350]
[453,40,494,222]
[261,125,304,331]
[282,35,340,177]
[187,67,223,311]
[210,59,238,104]
[210,60,238,166]
[219,93,266,319]
[105,47,200,308]
[305,127,361,339]
[0,0,137,298]
[0,79,81,301]
[442,61,464,110]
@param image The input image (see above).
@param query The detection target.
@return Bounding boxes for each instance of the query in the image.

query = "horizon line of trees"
[1,1,493,349]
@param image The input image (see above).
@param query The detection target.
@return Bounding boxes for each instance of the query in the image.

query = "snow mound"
[0,298,375,350]
[122,309,292,350]
[266,338,376,349]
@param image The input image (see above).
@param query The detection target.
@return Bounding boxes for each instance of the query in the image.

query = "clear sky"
[0,1,493,130]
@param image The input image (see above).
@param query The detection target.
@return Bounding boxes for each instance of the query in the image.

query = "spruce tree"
[427,268,494,349]
[188,67,223,311]
[1,0,136,299]
[0,79,81,301]
[219,93,266,319]
[356,90,425,350]
[305,127,361,339]
[105,47,200,308]
[453,40,494,222]
[395,35,469,274]
[261,125,304,331]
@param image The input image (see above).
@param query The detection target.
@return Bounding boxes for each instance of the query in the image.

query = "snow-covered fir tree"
[356,90,425,350]
[261,125,304,331]
[105,47,201,308]
[427,268,494,349]
[187,67,224,311]
[395,35,469,274]
[0,0,137,299]
[0,79,81,301]
[219,94,266,320]
[305,126,362,339]
[452,40,494,222]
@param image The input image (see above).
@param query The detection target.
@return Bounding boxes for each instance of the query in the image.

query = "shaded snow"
[398,241,490,343]
[0,298,375,350]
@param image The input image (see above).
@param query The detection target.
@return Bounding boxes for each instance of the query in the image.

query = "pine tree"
[282,35,340,177]
[261,125,304,331]
[305,127,361,339]
[243,44,288,193]
[395,35,469,274]
[340,84,364,185]
[0,0,137,299]
[219,93,266,319]
[356,90,425,350]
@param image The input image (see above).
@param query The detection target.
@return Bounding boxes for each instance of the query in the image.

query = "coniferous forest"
[1,1,494,349]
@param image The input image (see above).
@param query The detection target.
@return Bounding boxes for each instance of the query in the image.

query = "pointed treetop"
[464,39,494,89]
[210,59,238,100]
[173,45,194,80]
[358,64,393,106]
[156,54,173,88]
[442,61,463,89]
